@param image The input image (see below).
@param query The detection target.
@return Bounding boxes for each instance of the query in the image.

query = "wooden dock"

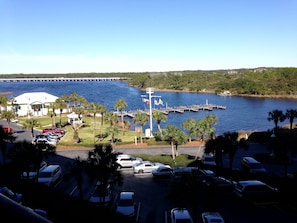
[115,104,226,118]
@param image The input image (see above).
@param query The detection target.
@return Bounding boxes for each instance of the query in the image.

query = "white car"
[115,191,136,217]
[116,154,142,168]
[202,212,225,223]
[133,161,170,174]
[21,161,48,180]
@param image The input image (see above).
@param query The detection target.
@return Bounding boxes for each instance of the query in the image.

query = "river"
[1,80,296,135]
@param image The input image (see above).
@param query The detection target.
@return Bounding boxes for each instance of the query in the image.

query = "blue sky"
[0,0,296,74]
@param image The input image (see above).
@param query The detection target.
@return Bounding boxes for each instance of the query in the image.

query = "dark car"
[233,180,279,202]
[0,186,23,203]
[202,176,236,192]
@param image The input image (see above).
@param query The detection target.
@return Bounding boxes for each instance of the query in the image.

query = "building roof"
[14,92,58,105]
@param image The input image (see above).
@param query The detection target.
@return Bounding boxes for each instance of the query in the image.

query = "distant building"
[13,92,59,117]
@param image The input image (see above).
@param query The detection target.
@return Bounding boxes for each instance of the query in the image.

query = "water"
[1,80,297,135]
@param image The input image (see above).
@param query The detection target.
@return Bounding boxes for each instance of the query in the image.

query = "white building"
[13,92,59,117]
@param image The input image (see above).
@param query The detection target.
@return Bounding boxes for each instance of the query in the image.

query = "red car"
[42,127,65,135]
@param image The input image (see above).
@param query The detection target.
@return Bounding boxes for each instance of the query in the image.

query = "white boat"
[218,90,232,96]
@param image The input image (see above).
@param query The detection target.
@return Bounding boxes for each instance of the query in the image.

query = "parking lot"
[2,120,297,222]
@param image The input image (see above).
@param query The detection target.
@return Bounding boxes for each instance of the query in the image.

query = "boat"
[218,90,232,96]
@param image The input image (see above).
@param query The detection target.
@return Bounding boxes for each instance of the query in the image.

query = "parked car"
[202,212,225,223]
[37,165,63,187]
[201,176,236,192]
[24,206,48,218]
[42,127,65,135]
[233,180,279,202]
[116,154,143,168]
[33,138,57,147]
[200,153,216,166]
[0,186,22,203]
[133,161,170,174]
[89,183,111,206]
[170,207,194,223]
[172,167,199,182]
[241,156,267,175]
[2,126,13,133]
[21,160,48,180]
[152,166,173,178]
[115,191,136,217]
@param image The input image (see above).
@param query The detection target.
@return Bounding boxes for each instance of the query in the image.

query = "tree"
[163,125,187,160]
[55,98,67,127]
[182,118,197,142]
[86,144,123,202]
[89,102,103,144]
[104,111,118,127]
[107,125,119,144]
[0,95,8,113]
[285,109,297,131]
[152,111,167,136]
[1,110,15,133]
[205,114,218,139]
[114,99,128,131]
[268,109,286,130]
[22,118,41,139]
[46,102,57,127]
[133,112,149,143]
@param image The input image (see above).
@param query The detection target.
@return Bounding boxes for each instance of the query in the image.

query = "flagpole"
[146,88,154,137]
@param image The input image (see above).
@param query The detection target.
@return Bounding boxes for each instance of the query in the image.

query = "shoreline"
[136,86,297,100]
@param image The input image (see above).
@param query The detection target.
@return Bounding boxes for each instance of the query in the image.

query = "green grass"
[18,115,144,147]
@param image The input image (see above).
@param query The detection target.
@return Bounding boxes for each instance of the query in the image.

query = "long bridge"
[115,103,226,118]
[0,77,124,82]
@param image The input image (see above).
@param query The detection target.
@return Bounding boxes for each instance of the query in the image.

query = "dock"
[115,103,226,117]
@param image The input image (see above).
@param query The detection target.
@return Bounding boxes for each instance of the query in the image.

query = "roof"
[14,92,58,104]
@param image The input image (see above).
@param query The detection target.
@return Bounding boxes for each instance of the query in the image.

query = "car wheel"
[138,170,144,174]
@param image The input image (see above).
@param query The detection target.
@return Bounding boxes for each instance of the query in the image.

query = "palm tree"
[1,110,16,132]
[182,118,197,142]
[55,98,67,127]
[163,125,187,160]
[0,95,8,113]
[133,112,149,143]
[89,102,102,144]
[46,102,57,127]
[268,109,286,131]
[104,111,118,127]
[285,109,297,131]
[86,144,123,196]
[205,114,218,139]
[114,99,128,131]
[22,118,41,139]
[152,111,167,136]
[107,125,119,144]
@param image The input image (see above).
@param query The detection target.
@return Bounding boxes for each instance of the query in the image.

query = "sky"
[0,0,296,74]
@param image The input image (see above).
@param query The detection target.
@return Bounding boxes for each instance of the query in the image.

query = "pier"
[115,103,226,118]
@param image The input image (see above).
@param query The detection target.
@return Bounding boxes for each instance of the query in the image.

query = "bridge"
[0,77,124,82]
[115,103,226,118]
